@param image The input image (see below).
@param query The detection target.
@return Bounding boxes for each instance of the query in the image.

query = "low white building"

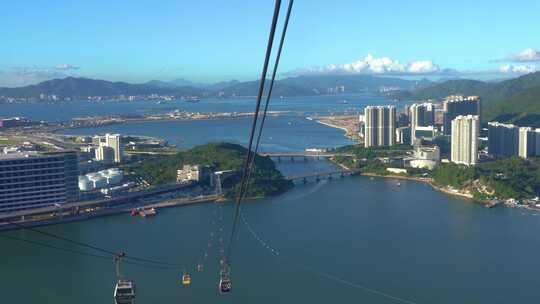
[409,146,440,170]
[177,165,203,183]
[387,168,407,174]
[79,168,124,191]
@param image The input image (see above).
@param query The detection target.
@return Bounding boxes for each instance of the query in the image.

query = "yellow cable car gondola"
[182,273,191,286]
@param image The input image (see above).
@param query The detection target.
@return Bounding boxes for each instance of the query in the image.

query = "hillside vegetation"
[432,159,540,200]
[130,143,293,198]
[394,72,540,125]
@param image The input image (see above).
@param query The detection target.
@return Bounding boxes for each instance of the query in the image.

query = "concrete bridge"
[286,169,361,183]
[260,151,354,162]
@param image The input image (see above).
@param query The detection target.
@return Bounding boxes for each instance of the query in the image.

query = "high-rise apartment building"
[105,133,123,163]
[0,151,79,213]
[395,126,411,145]
[487,122,519,158]
[95,145,115,164]
[93,133,123,164]
[409,103,435,145]
[535,129,540,157]
[518,127,536,159]
[443,96,481,135]
[364,106,396,148]
[451,115,479,166]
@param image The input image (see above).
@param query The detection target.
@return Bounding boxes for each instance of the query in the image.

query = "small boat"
[397,182,401,187]
[139,208,156,218]
[182,273,192,286]
[182,96,200,103]
[197,264,204,272]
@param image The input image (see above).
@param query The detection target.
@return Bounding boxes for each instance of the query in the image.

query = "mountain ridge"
[0,74,433,99]
[392,72,540,125]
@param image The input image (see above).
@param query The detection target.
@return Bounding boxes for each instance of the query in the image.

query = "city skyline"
[1,0,540,87]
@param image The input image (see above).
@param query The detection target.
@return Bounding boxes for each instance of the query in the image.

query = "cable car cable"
[0,233,184,271]
[251,0,294,161]
[241,0,294,220]
[239,211,420,304]
[0,234,113,262]
[225,0,282,264]
[3,219,184,268]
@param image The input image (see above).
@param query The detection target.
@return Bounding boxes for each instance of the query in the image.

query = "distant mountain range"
[4,73,540,126]
[0,77,204,98]
[144,78,241,90]
[0,75,433,100]
[390,72,540,126]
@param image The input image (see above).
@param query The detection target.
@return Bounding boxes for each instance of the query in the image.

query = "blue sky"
[1,0,540,87]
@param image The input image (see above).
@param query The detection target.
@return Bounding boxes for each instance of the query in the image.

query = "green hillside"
[399,72,540,125]
[411,79,490,100]
[131,142,293,198]
[485,86,540,127]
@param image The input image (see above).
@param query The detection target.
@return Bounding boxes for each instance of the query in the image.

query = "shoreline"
[360,172,479,202]
[0,194,220,232]
[329,159,481,204]
[326,152,490,206]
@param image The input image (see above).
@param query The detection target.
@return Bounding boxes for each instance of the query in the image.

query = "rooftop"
[0,151,41,160]
[0,150,76,160]
[444,95,481,102]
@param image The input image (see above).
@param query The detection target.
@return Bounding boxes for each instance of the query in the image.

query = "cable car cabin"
[114,280,136,304]
[182,274,192,286]
[219,271,232,293]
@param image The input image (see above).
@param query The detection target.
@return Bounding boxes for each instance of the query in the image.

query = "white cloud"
[499,64,536,74]
[506,48,540,63]
[0,67,73,87]
[289,54,441,76]
[55,63,80,70]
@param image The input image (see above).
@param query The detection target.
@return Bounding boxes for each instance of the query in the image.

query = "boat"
[139,208,156,218]
[114,280,136,304]
[182,96,200,103]
[305,148,324,153]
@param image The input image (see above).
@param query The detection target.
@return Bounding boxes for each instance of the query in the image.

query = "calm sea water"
[2,175,540,303]
[63,115,354,151]
[1,95,539,303]
[0,93,397,121]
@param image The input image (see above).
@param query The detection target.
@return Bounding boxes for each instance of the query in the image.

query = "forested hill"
[131,143,293,198]
[393,72,540,126]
